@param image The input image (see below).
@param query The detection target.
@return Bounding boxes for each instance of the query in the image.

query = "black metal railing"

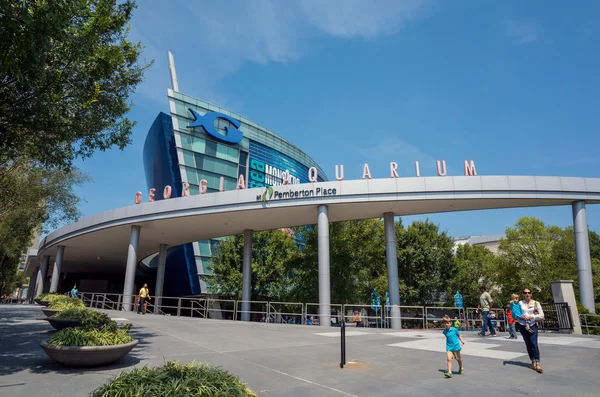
[539,302,573,332]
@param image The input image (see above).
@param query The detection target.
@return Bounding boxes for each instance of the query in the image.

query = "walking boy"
[442,315,465,378]
[506,304,517,339]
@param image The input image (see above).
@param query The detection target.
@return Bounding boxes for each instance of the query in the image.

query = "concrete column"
[241,229,253,322]
[155,244,167,311]
[122,225,141,312]
[384,212,401,329]
[318,205,331,327]
[35,255,50,297]
[572,201,596,313]
[27,266,39,302]
[550,280,583,334]
[49,247,64,293]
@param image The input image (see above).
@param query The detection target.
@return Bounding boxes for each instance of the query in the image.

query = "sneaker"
[444,371,453,378]
[459,368,465,375]
[491,334,497,337]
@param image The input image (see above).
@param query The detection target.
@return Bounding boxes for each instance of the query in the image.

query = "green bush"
[91,362,257,397]
[54,308,112,329]
[47,327,133,347]
[38,293,64,302]
[49,296,85,310]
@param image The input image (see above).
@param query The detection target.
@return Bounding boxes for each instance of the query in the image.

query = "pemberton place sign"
[134,160,478,204]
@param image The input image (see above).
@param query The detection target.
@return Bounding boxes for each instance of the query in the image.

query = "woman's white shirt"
[518,299,544,325]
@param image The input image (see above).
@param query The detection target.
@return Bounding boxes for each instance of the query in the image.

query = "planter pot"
[35,299,51,306]
[45,318,81,330]
[42,308,61,318]
[40,340,138,367]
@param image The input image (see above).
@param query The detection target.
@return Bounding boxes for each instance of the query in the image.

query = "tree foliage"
[291,219,386,304]
[0,0,152,170]
[447,244,497,307]
[396,220,455,305]
[208,216,600,308]
[207,230,302,301]
[0,163,87,293]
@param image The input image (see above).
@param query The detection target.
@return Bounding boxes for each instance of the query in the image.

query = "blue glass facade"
[142,90,327,297]
[142,113,200,296]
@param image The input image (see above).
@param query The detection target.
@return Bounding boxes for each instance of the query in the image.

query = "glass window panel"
[194,153,204,169]
[175,101,187,117]
[201,257,213,275]
[198,241,211,256]
[192,137,205,153]
[186,168,198,185]
[183,150,195,168]
[180,133,193,150]
[224,179,237,190]
[206,141,217,157]
[189,184,200,195]
[239,151,248,166]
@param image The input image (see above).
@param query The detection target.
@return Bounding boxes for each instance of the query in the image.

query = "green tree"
[448,244,497,307]
[291,219,386,304]
[494,217,574,304]
[0,164,87,290]
[207,230,302,301]
[0,0,152,170]
[396,220,455,305]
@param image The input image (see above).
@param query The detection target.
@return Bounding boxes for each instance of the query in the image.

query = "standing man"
[137,283,151,315]
[477,285,496,337]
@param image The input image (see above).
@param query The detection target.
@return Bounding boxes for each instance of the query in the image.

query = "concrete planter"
[42,308,61,317]
[40,340,138,367]
[35,299,51,306]
[45,318,81,330]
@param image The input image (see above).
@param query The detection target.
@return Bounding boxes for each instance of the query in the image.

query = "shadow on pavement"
[502,360,531,368]
[0,307,155,377]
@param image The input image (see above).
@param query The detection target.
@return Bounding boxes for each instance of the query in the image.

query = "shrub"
[47,327,133,347]
[91,362,257,397]
[54,308,112,329]
[38,293,64,302]
[49,296,85,310]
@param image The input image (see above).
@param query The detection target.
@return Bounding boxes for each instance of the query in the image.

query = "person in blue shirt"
[442,315,465,378]
[70,284,78,299]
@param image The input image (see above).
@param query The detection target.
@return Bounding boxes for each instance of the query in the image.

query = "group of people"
[442,285,545,378]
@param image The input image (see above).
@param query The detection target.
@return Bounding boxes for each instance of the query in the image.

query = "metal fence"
[68,292,530,333]
[539,302,574,332]
[580,314,600,335]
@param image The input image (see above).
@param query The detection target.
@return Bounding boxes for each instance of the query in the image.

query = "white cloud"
[300,0,429,39]
[128,0,431,104]
[505,20,539,44]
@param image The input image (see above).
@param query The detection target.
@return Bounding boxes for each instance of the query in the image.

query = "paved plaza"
[1,305,599,396]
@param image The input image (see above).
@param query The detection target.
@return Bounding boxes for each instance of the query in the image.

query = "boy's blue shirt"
[510,301,522,321]
[443,327,461,351]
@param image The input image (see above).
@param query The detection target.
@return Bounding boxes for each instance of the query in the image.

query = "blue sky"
[72,0,600,237]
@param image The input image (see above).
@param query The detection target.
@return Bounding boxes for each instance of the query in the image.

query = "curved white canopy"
[26,176,600,275]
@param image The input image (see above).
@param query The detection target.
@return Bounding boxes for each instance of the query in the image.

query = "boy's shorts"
[447,350,461,360]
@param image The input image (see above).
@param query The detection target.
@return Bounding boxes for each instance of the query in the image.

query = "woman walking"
[516,288,544,373]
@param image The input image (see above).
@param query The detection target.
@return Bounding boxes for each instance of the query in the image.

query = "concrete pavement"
[1,304,599,396]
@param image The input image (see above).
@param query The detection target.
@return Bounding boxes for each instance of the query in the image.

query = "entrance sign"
[135,160,478,204]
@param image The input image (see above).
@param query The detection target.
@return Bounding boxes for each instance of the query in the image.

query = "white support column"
[241,229,253,322]
[49,247,64,293]
[122,225,141,312]
[36,255,50,296]
[572,201,596,313]
[318,205,331,327]
[155,244,167,311]
[384,212,401,329]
